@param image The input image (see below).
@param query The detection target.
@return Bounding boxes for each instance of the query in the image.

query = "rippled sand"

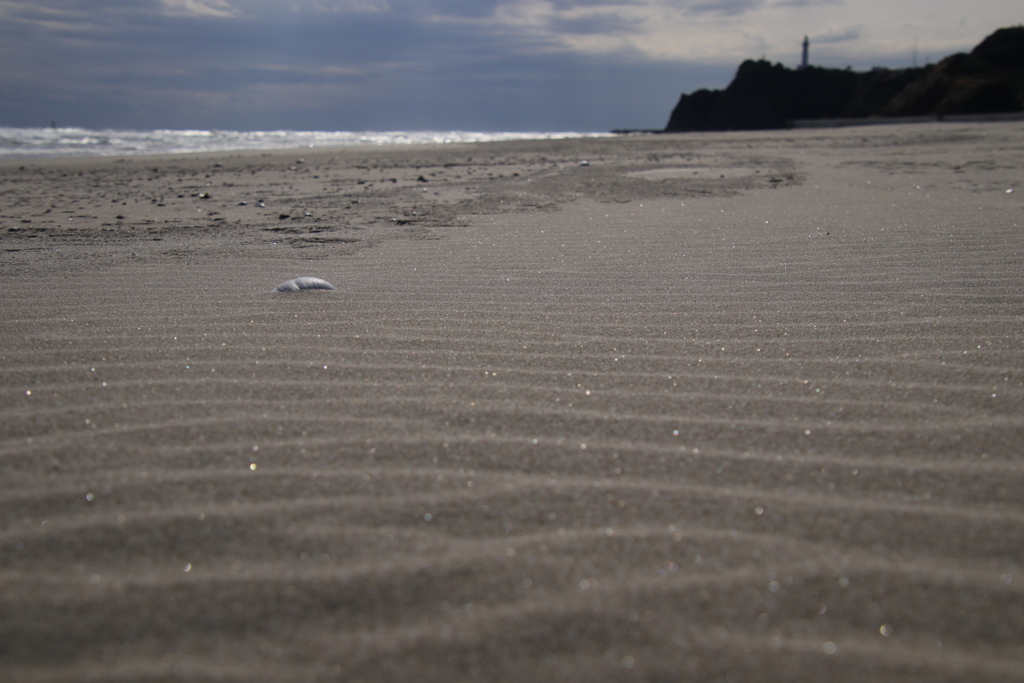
[2,123,1023,682]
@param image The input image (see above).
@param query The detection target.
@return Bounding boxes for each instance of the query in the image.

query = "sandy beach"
[1,123,1023,682]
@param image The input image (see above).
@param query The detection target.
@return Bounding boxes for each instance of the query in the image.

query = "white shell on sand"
[273,277,336,292]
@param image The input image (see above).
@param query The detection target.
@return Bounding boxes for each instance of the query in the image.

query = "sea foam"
[0,126,609,160]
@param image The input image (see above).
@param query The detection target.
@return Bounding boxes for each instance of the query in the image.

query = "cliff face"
[665,25,1024,132]
[882,26,1024,116]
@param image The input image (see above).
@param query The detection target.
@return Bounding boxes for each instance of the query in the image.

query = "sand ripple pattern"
[2,126,1023,682]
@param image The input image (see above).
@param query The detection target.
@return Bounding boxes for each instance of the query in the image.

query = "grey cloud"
[546,12,646,36]
[548,0,645,8]
[676,0,764,16]
[771,0,841,7]
[0,0,151,37]
[811,25,862,44]
[297,0,509,20]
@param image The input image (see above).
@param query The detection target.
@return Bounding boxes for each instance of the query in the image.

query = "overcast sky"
[0,0,1019,132]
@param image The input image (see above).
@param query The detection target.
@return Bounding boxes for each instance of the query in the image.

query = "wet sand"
[1,123,1023,682]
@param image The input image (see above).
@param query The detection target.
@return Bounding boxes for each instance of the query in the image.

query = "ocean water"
[0,126,610,160]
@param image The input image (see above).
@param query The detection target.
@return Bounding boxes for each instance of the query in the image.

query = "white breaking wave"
[0,127,610,159]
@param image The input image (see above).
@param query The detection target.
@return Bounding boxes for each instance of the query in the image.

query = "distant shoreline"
[790,111,1024,128]
[614,110,1024,135]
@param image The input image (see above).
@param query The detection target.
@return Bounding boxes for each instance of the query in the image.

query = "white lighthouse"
[799,36,809,70]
